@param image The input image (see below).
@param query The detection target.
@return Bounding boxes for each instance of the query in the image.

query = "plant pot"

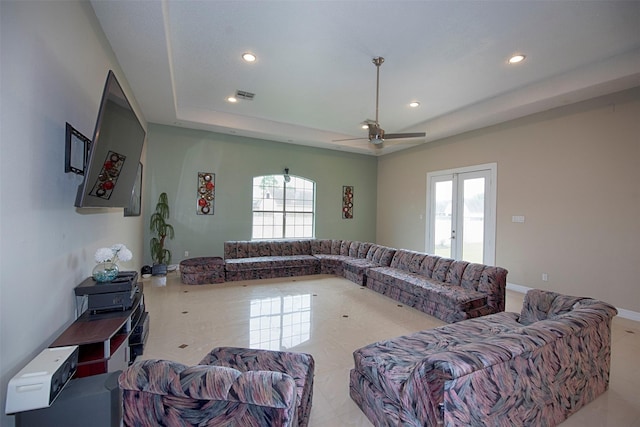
[151,264,167,276]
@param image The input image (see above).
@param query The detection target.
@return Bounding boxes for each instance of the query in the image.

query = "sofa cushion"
[236,241,250,258]
[313,254,346,275]
[339,240,352,256]
[224,241,238,259]
[291,240,312,255]
[519,289,586,325]
[119,359,297,405]
[445,260,469,285]
[459,263,486,291]
[368,267,488,312]
[251,241,272,257]
[352,312,520,404]
[389,250,418,271]
[418,255,440,279]
[119,359,300,427]
[357,242,373,258]
[432,258,453,281]
[279,241,294,256]
[225,255,318,271]
[367,245,396,266]
[200,346,315,424]
[343,257,380,272]
[226,240,313,258]
[311,239,332,255]
[407,253,427,274]
[348,241,361,257]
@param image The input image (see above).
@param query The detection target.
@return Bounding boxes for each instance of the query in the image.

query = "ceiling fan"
[336,57,426,147]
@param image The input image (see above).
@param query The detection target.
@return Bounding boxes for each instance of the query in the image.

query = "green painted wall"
[143,124,378,264]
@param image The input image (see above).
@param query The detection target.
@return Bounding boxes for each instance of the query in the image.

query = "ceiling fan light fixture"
[508,54,526,64]
[370,134,384,145]
[242,52,256,62]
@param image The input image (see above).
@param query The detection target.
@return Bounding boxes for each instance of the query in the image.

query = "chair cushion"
[200,346,315,427]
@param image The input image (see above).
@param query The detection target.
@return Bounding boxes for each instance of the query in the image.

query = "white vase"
[92,261,119,282]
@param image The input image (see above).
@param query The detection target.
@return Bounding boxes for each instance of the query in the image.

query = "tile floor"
[140,273,640,426]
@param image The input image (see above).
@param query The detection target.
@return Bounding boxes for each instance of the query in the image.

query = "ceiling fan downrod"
[373,57,384,127]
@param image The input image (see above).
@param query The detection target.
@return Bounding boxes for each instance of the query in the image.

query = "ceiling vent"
[235,90,255,100]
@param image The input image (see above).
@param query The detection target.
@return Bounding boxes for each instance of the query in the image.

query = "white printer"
[5,345,79,414]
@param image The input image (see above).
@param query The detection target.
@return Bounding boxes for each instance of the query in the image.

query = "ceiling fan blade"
[332,136,368,142]
[383,132,426,139]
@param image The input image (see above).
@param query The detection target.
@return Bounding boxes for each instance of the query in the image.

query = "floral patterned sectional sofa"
[223,239,508,323]
[349,289,618,426]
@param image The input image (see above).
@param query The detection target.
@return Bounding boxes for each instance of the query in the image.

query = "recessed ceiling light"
[409,101,420,108]
[508,54,526,64]
[226,96,237,103]
[242,52,256,62]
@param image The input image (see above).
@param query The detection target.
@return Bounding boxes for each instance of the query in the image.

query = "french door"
[426,164,496,265]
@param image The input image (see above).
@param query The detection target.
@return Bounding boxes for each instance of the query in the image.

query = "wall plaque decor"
[342,185,353,219]
[89,151,125,200]
[197,172,215,215]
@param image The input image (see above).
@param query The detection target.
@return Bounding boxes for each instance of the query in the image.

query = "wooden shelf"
[50,287,144,378]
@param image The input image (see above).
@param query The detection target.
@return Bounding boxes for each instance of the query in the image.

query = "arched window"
[252,174,315,239]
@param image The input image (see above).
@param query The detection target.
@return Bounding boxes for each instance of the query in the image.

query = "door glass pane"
[427,165,495,265]
[434,180,452,257]
[462,177,485,263]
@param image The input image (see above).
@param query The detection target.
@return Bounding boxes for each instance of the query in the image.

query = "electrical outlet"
[542,273,549,282]
[184,250,189,257]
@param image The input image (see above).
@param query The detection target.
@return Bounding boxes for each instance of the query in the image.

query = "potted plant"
[150,192,174,275]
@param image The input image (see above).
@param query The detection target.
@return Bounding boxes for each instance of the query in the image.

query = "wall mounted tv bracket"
[65,123,91,175]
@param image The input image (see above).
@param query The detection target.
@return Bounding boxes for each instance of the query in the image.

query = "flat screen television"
[75,70,145,208]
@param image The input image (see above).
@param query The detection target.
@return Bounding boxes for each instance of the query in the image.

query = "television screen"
[75,70,145,208]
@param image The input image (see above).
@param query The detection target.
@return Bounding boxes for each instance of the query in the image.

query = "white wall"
[377,88,640,314]
[0,2,146,424]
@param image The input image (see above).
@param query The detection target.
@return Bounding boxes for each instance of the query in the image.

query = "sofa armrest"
[477,266,507,313]
[400,358,453,425]
[519,289,618,325]
[119,359,297,408]
[399,329,557,425]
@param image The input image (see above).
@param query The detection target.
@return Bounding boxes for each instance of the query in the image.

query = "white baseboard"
[506,282,640,322]
[616,308,640,322]
[506,282,532,295]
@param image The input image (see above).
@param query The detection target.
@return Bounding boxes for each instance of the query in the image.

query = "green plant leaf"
[150,192,174,265]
